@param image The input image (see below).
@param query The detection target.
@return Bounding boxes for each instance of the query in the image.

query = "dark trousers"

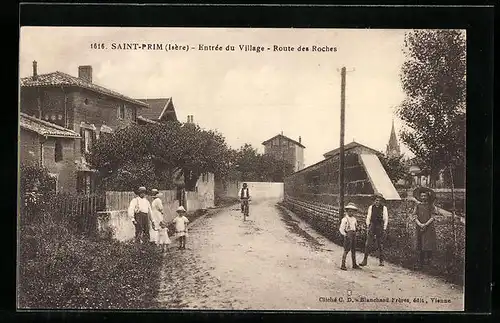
[134,212,150,243]
[342,231,357,267]
[363,225,384,263]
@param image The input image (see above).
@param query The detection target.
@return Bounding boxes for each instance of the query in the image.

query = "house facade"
[262,134,305,172]
[20,62,149,193]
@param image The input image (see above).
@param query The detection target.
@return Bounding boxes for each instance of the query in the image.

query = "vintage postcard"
[18,27,466,311]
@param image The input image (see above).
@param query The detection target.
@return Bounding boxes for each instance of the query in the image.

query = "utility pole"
[339,67,346,219]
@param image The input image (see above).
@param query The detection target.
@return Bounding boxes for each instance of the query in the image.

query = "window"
[55,139,63,162]
[118,104,126,119]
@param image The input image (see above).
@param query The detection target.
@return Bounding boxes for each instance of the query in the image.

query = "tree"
[231,144,294,182]
[378,153,411,186]
[397,29,466,251]
[88,122,232,191]
[397,29,466,187]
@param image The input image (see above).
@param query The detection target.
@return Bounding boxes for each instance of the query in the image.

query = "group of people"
[338,186,441,270]
[127,186,190,252]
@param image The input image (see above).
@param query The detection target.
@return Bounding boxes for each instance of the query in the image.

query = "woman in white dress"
[149,189,165,245]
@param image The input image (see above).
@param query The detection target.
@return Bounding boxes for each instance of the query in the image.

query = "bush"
[18,215,163,309]
[19,163,56,196]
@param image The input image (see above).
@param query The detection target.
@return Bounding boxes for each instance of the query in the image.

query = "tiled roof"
[20,72,149,108]
[262,134,305,148]
[136,98,177,121]
[20,113,81,138]
[323,141,381,158]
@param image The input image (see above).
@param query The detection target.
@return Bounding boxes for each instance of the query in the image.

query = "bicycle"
[242,198,250,221]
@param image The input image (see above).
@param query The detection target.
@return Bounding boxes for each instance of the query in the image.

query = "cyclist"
[239,183,251,216]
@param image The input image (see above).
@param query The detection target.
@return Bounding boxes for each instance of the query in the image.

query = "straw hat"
[137,186,147,194]
[151,188,162,196]
[177,206,186,213]
[413,186,436,203]
[373,192,385,201]
[344,202,358,211]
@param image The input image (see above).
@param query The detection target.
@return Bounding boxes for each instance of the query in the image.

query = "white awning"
[359,153,401,200]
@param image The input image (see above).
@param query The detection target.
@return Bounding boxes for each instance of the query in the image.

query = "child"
[157,220,171,253]
[339,202,362,270]
[173,206,190,250]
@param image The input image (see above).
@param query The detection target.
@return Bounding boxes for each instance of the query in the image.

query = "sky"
[20,27,413,166]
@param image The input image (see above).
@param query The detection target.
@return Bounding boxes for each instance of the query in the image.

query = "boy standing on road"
[173,206,190,250]
[339,203,362,270]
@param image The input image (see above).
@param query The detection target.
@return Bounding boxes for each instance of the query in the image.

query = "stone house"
[19,61,149,193]
[19,113,81,193]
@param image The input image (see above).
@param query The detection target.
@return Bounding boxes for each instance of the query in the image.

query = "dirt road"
[155,199,464,311]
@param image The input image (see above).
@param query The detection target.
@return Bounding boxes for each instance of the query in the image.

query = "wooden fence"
[105,190,178,211]
[47,193,106,236]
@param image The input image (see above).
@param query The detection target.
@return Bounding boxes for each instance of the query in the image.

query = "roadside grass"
[18,215,163,309]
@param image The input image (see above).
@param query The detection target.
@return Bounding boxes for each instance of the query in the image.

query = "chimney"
[32,61,37,79]
[191,115,194,123]
[78,65,92,83]
[299,136,301,144]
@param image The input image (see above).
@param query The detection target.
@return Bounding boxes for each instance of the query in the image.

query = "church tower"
[386,119,401,158]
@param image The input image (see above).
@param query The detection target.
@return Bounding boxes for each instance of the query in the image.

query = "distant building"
[135,97,178,124]
[323,141,380,159]
[286,141,400,200]
[262,133,305,172]
[386,119,401,158]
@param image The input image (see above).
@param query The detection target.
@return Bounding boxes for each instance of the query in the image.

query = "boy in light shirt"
[173,206,190,250]
[339,203,362,270]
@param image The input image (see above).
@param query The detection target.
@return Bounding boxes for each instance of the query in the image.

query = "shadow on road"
[276,204,324,250]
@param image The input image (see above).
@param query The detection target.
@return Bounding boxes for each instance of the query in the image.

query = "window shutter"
[80,128,85,154]
[76,173,82,193]
[55,140,63,162]
[90,130,97,151]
